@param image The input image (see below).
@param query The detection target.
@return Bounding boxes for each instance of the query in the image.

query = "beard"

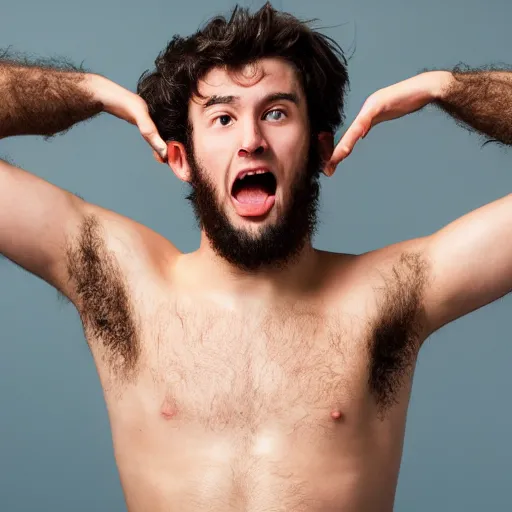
[185,135,322,272]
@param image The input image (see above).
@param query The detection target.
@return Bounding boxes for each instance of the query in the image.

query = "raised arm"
[0,53,168,300]
[326,65,512,337]
[419,68,512,334]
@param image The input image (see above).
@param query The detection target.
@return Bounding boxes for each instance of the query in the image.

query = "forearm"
[0,56,103,139]
[434,66,512,145]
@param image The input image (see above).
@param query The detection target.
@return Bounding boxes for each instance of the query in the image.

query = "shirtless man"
[1,3,511,511]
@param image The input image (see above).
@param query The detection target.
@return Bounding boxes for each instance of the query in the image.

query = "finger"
[328,98,380,170]
[152,150,165,164]
[327,122,367,173]
[138,118,168,162]
[338,121,368,159]
[142,130,168,162]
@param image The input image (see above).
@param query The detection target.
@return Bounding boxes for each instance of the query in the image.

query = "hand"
[86,74,168,162]
[326,71,451,176]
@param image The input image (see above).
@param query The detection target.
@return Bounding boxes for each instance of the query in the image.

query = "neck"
[182,230,320,300]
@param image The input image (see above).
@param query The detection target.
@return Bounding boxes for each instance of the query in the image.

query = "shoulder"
[317,236,430,283]
[65,203,181,305]
[316,237,432,334]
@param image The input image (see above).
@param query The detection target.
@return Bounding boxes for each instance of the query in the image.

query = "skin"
[65,210,427,512]
[61,59,431,511]
[168,58,332,282]
[175,59,326,272]
[2,53,512,511]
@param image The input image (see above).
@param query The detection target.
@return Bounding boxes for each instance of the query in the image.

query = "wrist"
[428,70,454,101]
[83,73,108,111]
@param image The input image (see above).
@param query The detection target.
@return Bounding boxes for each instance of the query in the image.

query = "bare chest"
[83,289,421,433]
[65,216,430,511]
[151,300,367,429]
[67,216,428,425]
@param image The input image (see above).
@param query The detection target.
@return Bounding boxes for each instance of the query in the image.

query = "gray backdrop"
[1,0,511,510]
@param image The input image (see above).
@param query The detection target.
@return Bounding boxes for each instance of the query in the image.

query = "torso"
[66,213,431,512]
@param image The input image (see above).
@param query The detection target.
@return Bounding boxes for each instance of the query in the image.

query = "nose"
[238,118,268,157]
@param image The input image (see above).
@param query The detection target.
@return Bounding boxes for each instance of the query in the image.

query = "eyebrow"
[202,91,300,109]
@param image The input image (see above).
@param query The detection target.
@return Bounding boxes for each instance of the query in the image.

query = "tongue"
[232,184,275,217]
[234,185,269,204]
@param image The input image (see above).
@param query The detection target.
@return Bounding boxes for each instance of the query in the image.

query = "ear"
[166,141,192,183]
[317,132,334,174]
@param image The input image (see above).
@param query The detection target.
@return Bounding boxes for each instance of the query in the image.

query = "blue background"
[1,0,511,510]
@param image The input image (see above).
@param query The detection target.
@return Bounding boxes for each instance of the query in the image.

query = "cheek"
[196,148,226,173]
[194,128,233,163]
[199,124,234,151]
[274,126,309,165]
[192,133,231,189]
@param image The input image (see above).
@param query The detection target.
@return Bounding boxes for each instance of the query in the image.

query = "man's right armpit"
[0,49,103,139]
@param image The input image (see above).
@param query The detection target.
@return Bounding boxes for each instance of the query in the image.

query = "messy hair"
[137,2,349,149]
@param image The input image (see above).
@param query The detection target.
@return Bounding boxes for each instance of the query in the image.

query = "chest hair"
[66,214,429,420]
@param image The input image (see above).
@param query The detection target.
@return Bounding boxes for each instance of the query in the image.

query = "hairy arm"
[0,53,105,297]
[328,64,512,336]
[0,52,103,138]
[0,51,167,152]
[0,51,169,301]
[434,65,512,146]
[422,67,512,335]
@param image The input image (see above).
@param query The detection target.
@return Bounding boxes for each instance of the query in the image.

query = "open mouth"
[231,171,277,217]
[231,171,277,201]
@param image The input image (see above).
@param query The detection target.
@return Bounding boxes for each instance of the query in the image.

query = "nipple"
[330,409,343,421]
[160,397,178,420]
[161,407,178,420]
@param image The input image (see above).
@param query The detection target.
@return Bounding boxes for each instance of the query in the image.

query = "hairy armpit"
[66,214,141,383]
[367,251,430,417]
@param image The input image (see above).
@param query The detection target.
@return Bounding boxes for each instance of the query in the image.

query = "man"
[1,3,511,511]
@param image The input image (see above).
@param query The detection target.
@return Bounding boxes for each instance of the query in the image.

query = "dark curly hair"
[137,2,349,150]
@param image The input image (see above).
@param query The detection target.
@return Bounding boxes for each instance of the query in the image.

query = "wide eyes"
[217,115,232,127]
[264,110,286,122]
[213,109,287,127]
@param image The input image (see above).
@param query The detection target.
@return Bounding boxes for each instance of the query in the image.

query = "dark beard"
[185,135,321,272]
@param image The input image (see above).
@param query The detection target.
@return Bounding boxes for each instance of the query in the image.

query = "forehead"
[191,57,303,106]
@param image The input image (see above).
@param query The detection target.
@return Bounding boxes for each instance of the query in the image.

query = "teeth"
[239,170,269,180]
